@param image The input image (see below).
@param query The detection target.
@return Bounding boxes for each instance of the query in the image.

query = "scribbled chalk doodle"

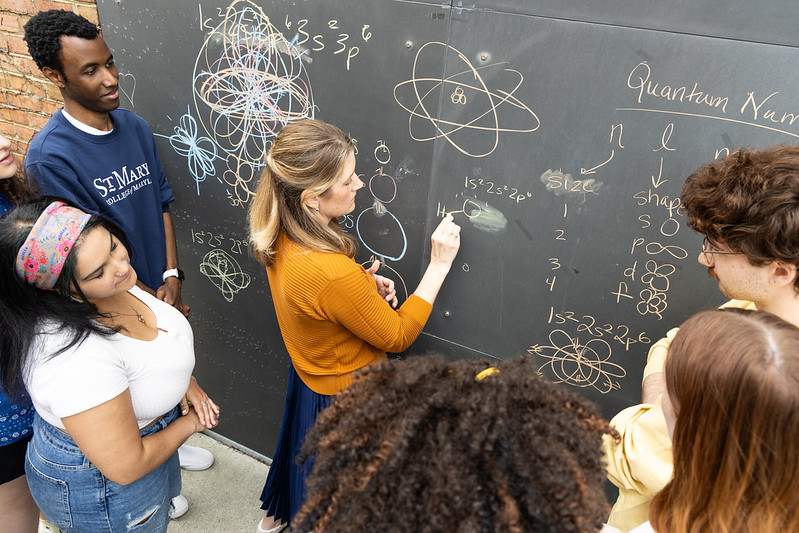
[193,0,315,205]
[200,249,252,302]
[529,329,626,394]
[394,42,540,158]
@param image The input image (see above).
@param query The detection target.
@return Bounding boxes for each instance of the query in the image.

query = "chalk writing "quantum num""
[627,62,729,113]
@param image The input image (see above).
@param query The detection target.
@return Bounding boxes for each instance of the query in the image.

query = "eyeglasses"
[701,237,744,263]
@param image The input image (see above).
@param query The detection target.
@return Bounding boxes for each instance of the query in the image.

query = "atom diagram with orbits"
[394,41,540,158]
[528,329,626,394]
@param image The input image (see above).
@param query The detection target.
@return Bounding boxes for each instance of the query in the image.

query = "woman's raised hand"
[429,214,461,268]
[410,214,462,305]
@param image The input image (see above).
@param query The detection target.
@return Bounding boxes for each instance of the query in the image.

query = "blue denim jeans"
[25,407,182,532]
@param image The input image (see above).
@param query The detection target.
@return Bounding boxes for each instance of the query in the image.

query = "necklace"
[130,305,146,324]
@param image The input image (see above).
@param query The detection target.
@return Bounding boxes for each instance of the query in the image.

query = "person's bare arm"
[156,212,189,316]
[641,372,666,404]
[62,389,211,485]
[136,280,156,296]
[412,215,461,305]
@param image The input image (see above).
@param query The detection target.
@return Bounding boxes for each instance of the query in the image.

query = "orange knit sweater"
[267,234,433,395]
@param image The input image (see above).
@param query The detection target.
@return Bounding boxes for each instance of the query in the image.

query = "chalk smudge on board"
[464,199,507,234]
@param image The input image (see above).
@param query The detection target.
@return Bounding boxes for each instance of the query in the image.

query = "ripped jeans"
[25,407,181,532]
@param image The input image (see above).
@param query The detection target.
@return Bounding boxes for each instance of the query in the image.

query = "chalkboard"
[95,0,799,455]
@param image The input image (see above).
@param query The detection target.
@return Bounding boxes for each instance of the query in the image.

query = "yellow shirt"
[603,299,756,531]
[267,234,432,395]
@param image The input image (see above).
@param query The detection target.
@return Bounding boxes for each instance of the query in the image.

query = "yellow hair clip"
[475,367,500,381]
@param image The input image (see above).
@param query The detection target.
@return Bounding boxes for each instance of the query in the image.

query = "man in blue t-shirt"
[22,9,213,520]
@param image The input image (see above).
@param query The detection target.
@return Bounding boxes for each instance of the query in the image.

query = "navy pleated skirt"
[260,363,332,525]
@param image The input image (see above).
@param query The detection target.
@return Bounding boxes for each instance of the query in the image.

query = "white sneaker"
[256,518,288,533]
[178,444,214,470]
[169,494,189,519]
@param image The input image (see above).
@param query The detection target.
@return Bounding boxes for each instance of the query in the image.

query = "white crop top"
[25,286,195,429]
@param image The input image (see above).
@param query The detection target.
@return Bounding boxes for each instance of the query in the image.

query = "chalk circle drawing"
[369,169,397,204]
[193,0,314,205]
[529,329,626,394]
[374,140,391,164]
[660,217,680,237]
[394,41,540,158]
[200,249,252,302]
[356,206,408,262]
[156,106,220,195]
[360,256,409,301]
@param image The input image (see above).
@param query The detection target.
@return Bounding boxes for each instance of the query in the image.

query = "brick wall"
[0,1,100,164]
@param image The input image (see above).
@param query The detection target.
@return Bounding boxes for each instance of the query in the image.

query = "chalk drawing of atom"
[394,42,540,158]
[200,249,252,302]
[528,329,626,394]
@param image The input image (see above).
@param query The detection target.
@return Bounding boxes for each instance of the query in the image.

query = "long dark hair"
[0,198,129,396]
[0,174,35,205]
[0,156,36,206]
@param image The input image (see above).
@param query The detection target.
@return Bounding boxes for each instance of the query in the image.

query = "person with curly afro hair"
[293,355,619,533]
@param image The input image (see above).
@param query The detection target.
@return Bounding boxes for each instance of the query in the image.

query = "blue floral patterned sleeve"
[0,192,35,446]
[0,389,34,445]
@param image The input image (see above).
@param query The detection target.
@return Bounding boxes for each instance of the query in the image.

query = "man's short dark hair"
[23,10,99,74]
[682,144,799,287]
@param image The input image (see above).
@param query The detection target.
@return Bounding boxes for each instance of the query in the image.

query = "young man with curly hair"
[604,145,799,531]
[22,10,188,315]
[293,355,620,533]
[22,9,212,521]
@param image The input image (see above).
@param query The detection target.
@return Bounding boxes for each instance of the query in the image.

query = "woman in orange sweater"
[248,119,461,532]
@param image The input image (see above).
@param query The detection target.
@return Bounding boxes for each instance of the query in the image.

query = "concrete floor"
[168,433,270,533]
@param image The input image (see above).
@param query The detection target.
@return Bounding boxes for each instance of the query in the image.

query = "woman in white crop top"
[0,199,219,532]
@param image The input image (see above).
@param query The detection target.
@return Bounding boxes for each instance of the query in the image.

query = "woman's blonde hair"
[650,308,799,533]
[248,119,357,266]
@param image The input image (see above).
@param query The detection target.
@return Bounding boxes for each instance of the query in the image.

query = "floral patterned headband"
[15,201,91,289]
